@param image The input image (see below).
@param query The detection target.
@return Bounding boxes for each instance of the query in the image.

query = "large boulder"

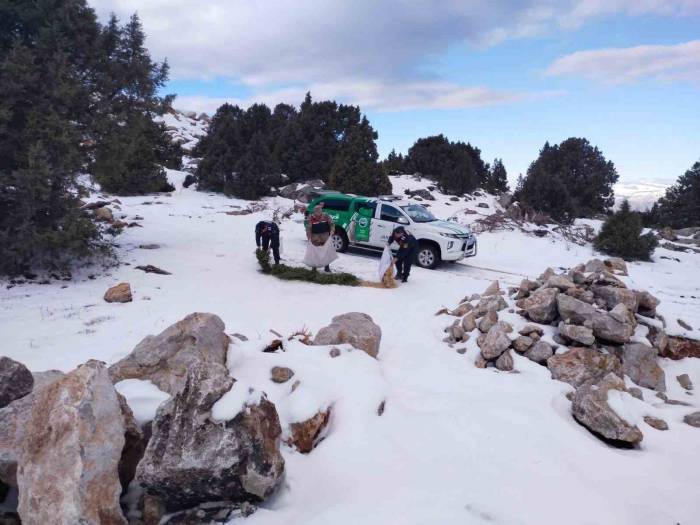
[572,373,643,445]
[314,312,381,358]
[17,361,127,525]
[278,180,325,202]
[547,347,622,388]
[516,287,559,323]
[109,312,230,395]
[0,371,64,487]
[136,363,284,511]
[617,343,666,392]
[557,295,634,344]
[0,358,33,409]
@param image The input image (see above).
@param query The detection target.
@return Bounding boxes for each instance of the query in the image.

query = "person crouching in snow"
[389,226,417,283]
[304,204,337,272]
[255,220,280,265]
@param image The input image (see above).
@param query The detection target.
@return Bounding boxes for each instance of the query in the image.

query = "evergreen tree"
[652,160,700,228]
[485,158,509,194]
[91,13,174,194]
[328,118,391,196]
[594,200,658,261]
[518,138,618,223]
[231,132,278,199]
[404,135,487,194]
[0,1,104,276]
[383,149,406,174]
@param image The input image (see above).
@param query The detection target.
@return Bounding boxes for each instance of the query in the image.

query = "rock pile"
[442,257,700,447]
[0,313,286,524]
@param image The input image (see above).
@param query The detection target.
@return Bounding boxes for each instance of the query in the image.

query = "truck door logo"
[358,217,369,228]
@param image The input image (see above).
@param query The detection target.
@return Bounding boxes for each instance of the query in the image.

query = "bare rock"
[480,325,511,360]
[512,336,534,353]
[483,280,500,296]
[524,340,553,365]
[94,206,114,222]
[661,336,700,360]
[472,295,508,318]
[635,290,660,317]
[545,274,575,291]
[619,343,666,392]
[572,373,643,445]
[109,312,230,395]
[547,347,622,388]
[0,371,64,487]
[683,411,700,427]
[314,312,381,358]
[478,309,499,333]
[516,287,559,323]
[0,358,33,409]
[329,348,341,358]
[474,354,488,369]
[518,324,544,337]
[104,282,133,303]
[17,361,127,525]
[287,408,331,453]
[677,373,693,391]
[135,265,172,275]
[136,363,284,511]
[270,367,294,384]
[584,258,606,273]
[591,286,638,312]
[565,287,595,304]
[604,257,628,276]
[461,312,477,332]
[117,393,147,493]
[558,322,595,346]
[557,294,634,344]
[643,416,668,431]
[628,387,643,400]
[495,350,514,371]
[678,318,693,331]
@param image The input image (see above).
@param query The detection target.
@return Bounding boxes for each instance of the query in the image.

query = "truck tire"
[330,229,349,253]
[415,242,440,269]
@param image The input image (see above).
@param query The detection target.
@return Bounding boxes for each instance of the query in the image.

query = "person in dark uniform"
[255,220,280,265]
[389,226,417,282]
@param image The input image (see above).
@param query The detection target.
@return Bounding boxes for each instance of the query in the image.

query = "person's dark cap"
[394,226,405,233]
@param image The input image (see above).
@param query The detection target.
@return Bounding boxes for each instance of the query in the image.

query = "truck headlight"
[447,241,454,250]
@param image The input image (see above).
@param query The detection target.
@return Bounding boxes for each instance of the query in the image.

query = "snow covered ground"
[2,173,700,525]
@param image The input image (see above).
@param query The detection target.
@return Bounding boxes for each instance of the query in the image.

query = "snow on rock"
[155,108,209,154]
[114,379,170,426]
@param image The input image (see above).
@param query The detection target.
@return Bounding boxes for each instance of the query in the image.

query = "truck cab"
[306,194,477,269]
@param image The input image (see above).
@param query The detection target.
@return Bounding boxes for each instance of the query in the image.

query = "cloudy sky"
[92,0,700,185]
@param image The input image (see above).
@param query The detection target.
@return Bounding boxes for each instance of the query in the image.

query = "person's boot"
[401,274,408,283]
[324,265,331,273]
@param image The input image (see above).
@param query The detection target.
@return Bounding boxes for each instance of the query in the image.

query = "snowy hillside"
[614,181,668,211]
[2,171,700,524]
[155,108,210,154]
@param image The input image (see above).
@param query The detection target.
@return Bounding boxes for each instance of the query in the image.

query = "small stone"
[329,348,341,358]
[270,367,294,383]
[377,401,385,416]
[558,322,595,346]
[513,336,534,353]
[138,244,161,250]
[461,312,477,332]
[456,347,467,355]
[678,319,693,331]
[474,354,488,369]
[683,411,700,427]
[495,350,514,371]
[677,374,693,391]
[104,282,132,303]
[628,387,643,401]
[524,340,553,365]
[519,324,544,337]
[478,309,499,333]
[290,380,301,393]
[480,325,511,360]
[135,265,171,275]
[483,280,500,296]
[643,416,668,431]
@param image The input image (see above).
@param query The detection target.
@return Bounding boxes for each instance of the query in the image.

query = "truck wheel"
[416,242,440,269]
[331,230,349,253]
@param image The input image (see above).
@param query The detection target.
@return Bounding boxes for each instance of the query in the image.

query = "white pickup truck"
[307,193,477,269]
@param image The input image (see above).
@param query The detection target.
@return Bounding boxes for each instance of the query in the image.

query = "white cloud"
[89,0,699,111]
[175,80,521,114]
[547,40,700,84]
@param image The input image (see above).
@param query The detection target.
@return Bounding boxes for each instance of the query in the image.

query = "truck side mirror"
[397,216,409,225]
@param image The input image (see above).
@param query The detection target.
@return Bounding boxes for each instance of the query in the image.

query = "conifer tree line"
[643,159,700,229]
[193,93,391,199]
[380,135,509,196]
[0,0,177,276]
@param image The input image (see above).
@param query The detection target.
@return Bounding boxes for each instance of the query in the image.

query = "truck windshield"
[401,204,437,223]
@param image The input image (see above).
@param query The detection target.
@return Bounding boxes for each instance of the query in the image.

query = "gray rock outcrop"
[314,312,382,358]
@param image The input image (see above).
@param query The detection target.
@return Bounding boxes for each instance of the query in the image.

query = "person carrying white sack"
[304,204,338,272]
